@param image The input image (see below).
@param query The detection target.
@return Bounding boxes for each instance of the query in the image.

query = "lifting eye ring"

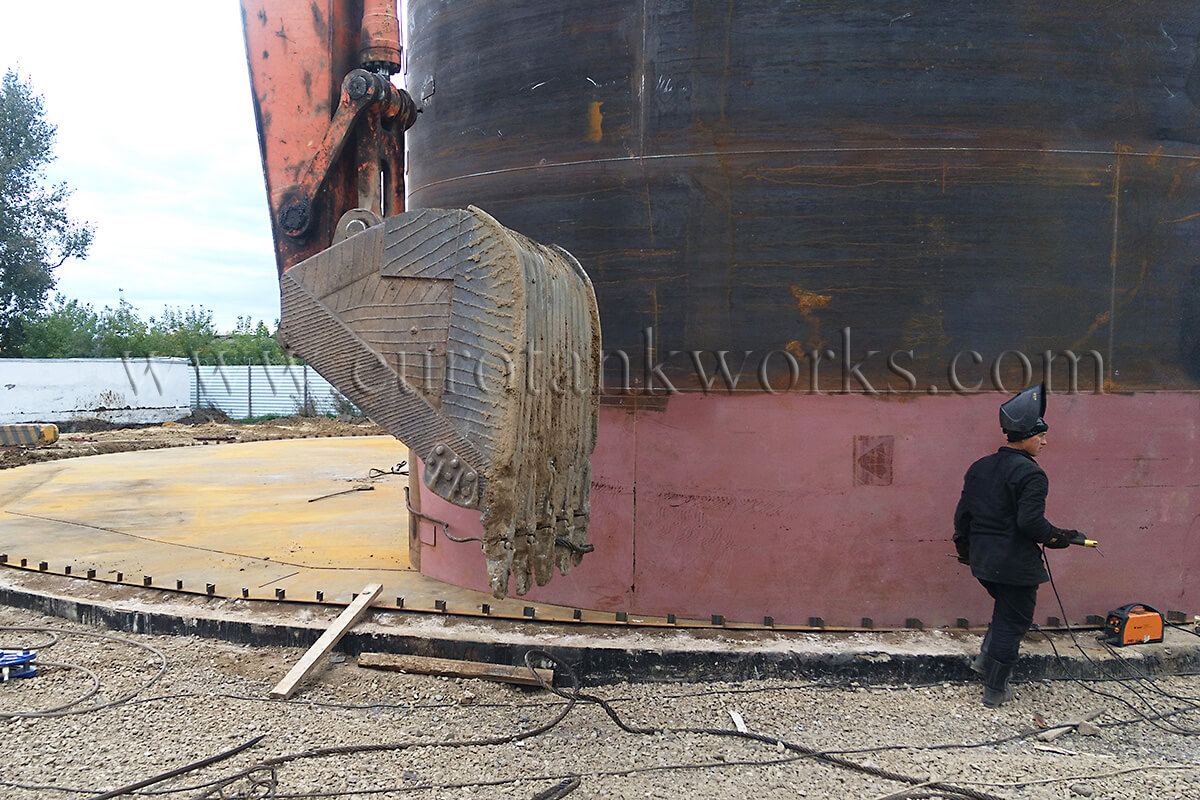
[333,208,384,243]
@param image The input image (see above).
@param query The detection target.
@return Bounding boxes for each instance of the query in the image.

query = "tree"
[0,69,92,354]
[146,305,221,363]
[219,315,289,365]
[19,289,290,364]
[17,293,100,357]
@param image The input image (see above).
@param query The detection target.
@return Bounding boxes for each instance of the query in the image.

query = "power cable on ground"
[0,626,168,718]
[1038,552,1200,737]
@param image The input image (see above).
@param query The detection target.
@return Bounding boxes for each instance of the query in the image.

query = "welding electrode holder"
[1067,530,1099,548]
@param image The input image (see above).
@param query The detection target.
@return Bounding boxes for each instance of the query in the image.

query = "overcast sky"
[1,2,282,331]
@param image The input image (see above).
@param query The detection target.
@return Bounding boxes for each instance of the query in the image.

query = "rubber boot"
[981,655,1015,707]
[971,627,993,676]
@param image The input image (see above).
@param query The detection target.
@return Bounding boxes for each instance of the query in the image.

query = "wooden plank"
[1035,708,1106,741]
[358,652,553,687]
[270,583,383,699]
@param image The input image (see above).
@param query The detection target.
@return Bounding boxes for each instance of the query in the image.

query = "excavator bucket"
[277,206,600,598]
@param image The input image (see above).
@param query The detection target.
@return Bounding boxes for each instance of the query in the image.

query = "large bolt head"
[279,201,313,238]
[347,73,371,100]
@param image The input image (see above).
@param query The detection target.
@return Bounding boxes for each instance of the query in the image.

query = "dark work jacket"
[952,447,1071,586]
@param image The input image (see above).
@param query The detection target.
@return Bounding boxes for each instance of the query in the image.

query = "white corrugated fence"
[0,359,355,422]
[191,364,353,418]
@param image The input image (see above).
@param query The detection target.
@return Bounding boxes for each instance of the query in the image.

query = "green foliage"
[95,296,149,357]
[219,315,290,365]
[0,69,93,354]
[2,70,282,364]
[18,293,101,357]
[145,305,218,363]
[17,293,288,365]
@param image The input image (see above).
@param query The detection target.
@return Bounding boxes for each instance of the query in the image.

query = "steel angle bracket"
[423,442,480,508]
[277,206,601,598]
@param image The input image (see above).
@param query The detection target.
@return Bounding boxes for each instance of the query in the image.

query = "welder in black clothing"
[953,384,1090,707]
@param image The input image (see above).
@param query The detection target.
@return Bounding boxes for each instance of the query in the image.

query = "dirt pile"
[0,414,389,470]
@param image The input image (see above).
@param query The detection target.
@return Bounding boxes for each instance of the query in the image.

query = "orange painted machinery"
[240,0,601,599]
[1103,604,1165,647]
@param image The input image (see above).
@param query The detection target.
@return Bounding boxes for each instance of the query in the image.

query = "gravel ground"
[1,605,1199,800]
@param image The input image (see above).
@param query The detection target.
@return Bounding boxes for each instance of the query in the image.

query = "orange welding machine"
[1102,603,1165,646]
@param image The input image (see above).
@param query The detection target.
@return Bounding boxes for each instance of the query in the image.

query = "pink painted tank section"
[414,392,1200,627]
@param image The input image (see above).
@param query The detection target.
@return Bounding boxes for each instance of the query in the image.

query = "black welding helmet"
[999,383,1048,441]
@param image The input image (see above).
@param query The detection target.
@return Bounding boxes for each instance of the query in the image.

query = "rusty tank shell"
[401,1,1200,626]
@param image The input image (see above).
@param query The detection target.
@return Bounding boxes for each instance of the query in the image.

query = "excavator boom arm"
[241,0,413,271]
[240,1,601,598]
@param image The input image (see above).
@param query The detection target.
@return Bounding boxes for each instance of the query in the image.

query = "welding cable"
[42,638,1178,800]
[107,666,1200,800]
[1099,638,1200,701]
[21,744,1200,800]
[1038,557,1200,736]
[308,484,374,502]
[527,777,581,800]
[120,674,978,719]
[88,734,265,800]
[153,666,1090,800]
[177,650,585,797]
[139,753,819,798]
[1035,620,1193,735]
[121,674,843,714]
[1035,631,1200,736]
[0,627,1186,798]
[0,629,59,651]
[403,485,481,543]
[366,461,408,479]
[245,758,806,800]
[518,650,1006,800]
[553,535,595,555]
[172,650,996,800]
[1094,623,1200,714]
[0,661,101,716]
[0,626,167,718]
[1039,554,1198,731]
[112,662,1195,797]
[867,762,1200,800]
[0,780,94,795]
[38,657,1191,800]
[1167,620,1200,639]
[252,753,898,800]
[1088,703,1200,734]
[229,750,988,800]
[872,792,987,800]
[116,676,1067,773]
[1098,640,1200,707]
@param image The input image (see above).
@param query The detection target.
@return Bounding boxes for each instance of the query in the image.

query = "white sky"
[0,2,281,331]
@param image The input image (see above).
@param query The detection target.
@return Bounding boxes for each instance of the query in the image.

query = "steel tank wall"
[402,1,1200,625]
[415,392,1200,628]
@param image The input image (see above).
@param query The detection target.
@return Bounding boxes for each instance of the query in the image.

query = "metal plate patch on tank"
[854,435,894,486]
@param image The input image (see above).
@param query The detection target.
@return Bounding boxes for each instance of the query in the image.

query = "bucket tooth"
[278,206,600,598]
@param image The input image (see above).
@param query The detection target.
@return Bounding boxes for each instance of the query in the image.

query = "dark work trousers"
[979,580,1038,665]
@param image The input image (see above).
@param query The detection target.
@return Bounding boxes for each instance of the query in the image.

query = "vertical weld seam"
[1108,150,1121,381]
[630,397,638,602]
[638,0,648,158]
